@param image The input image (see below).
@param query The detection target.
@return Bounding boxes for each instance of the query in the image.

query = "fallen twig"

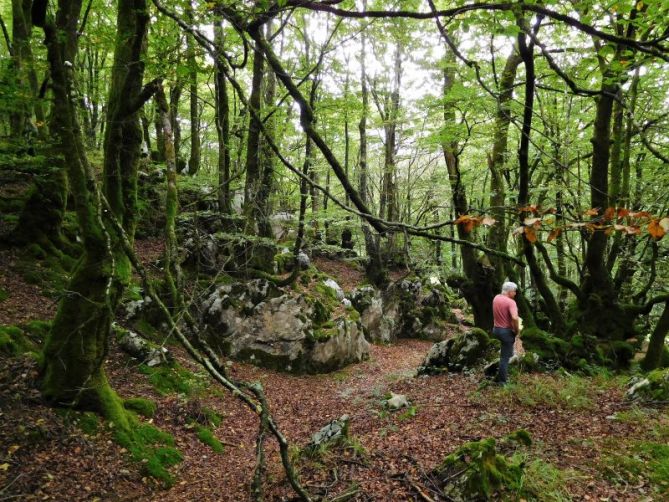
[405,475,436,502]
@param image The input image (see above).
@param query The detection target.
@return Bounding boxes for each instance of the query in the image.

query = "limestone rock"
[201,282,369,374]
[113,325,170,367]
[418,328,494,375]
[323,278,345,300]
[308,415,349,449]
[386,392,409,410]
[626,369,669,401]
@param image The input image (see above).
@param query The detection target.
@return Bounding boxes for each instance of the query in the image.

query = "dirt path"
[1,332,663,501]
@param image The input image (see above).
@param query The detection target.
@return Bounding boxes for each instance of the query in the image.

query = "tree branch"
[286,1,669,61]
[535,241,583,300]
[0,14,12,56]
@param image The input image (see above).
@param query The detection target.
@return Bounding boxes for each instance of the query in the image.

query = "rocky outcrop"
[201,280,369,374]
[418,328,495,374]
[350,277,458,343]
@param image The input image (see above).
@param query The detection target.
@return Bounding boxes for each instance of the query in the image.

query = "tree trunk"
[516,20,565,334]
[242,24,265,235]
[169,81,183,168]
[442,49,495,330]
[379,42,402,265]
[155,84,182,307]
[186,1,200,175]
[214,17,231,215]
[358,10,386,287]
[641,302,669,371]
[40,0,150,423]
[486,45,521,283]
[256,19,278,239]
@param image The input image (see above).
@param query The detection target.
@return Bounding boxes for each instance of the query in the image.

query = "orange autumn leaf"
[525,227,538,243]
[629,211,652,219]
[648,219,666,240]
[454,215,480,233]
[614,224,641,235]
[518,205,539,214]
[584,208,600,216]
[547,228,562,242]
[603,207,616,221]
[617,208,630,219]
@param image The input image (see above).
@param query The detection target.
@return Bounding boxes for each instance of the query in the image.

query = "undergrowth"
[600,423,669,497]
[474,371,626,410]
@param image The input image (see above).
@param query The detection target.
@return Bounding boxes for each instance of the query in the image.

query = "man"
[492,281,520,385]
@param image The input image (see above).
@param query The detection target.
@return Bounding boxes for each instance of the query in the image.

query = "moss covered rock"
[435,430,532,500]
[626,369,669,401]
[418,328,495,375]
[202,280,369,373]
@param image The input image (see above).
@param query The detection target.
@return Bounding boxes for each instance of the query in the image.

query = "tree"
[38,0,155,423]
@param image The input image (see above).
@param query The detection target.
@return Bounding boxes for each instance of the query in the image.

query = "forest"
[0,0,668,500]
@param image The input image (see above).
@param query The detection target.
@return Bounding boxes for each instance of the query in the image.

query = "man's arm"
[511,314,520,336]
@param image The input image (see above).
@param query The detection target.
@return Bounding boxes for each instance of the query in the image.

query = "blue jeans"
[493,327,515,383]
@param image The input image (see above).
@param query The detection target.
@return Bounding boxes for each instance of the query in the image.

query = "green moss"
[201,407,223,427]
[77,411,100,435]
[114,418,182,485]
[310,321,339,342]
[139,363,204,396]
[195,425,225,454]
[522,327,570,364]
[124,397,158,418]
[311,299,331,326]
[133,318,160,341]
[0,287,8,302]
[436,431,531,499]
[0,325,36,355]
[23,320,52,341]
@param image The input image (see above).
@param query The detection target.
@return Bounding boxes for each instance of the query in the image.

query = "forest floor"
[1,249,668,501]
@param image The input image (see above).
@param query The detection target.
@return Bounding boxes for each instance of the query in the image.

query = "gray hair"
[501,281,518,293]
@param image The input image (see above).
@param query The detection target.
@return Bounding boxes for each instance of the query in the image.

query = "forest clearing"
[1,0,669,500]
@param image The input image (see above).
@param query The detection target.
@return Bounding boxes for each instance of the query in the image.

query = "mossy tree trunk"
[155,84,183,307]
[358,10,387,287]
[256,19,278,239]
[10,0,45,136]
[242,23,267,236]
[642,302,669,371]
[11,0,65,252]
[442,48,494,331]
[214,17,232,215]
[39,0,152,423]
[186,1,200,176]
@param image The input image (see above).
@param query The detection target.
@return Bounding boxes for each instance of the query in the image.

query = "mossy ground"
[194,425,225,454]
[124,397,158,418]
[114,417,182,485]
[600,423,669,497]
[139,363,208,396]
[0,324,43,356]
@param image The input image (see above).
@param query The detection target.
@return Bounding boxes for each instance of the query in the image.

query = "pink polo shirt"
[493,294,518,329]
